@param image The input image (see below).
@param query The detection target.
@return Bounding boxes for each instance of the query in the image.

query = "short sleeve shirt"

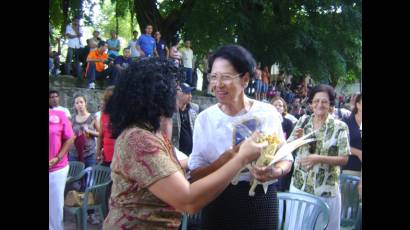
[87,50,108,72]
[49,109,74,172]
[65,23,84,48]
[138,34,156,56]
[103,127,183,230]
[188,100,293,182]
[156,39,167,58]
[114,56,132,69]
[107,39,120,57]
[289,114,350,197]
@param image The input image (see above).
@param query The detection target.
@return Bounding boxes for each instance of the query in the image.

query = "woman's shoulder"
[330,116,349,130]
[120,127,163,155]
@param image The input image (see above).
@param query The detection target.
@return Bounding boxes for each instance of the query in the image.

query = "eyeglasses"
[312,99,330,105]
[207,73,242,84]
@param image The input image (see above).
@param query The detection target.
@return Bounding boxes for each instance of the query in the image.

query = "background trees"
[49,0,362,87]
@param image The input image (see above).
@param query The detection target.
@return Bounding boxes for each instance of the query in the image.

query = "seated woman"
[102,57,266,229]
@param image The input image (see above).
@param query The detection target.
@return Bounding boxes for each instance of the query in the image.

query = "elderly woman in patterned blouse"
[287,84,349,230]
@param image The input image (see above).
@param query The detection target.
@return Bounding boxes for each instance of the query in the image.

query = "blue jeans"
[68,153,97,169]
[65,47,82,77]
[110,66,124,85]
[255,79,262,93]
[184,67,193,86]
[86,62,113,85]
[261,83,268,93]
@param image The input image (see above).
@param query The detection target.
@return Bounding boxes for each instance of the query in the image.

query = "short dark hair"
[98,40,107,48]
[208,44,256,79]
[171,38,180,46]
[106,58,184,138]
[184,39,190,43]
[352,93,362,114]
[123,47,130,52]
[133,30,138,34]
[49,90,59,97]
[307,84,336,106]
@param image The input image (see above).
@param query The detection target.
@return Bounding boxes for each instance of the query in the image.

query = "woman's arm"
[49,136,76,168]
[299,154,348,169]
[189,144,240,182]
[165,46,170,58]
[96,118,104,162]
[148,134,266,214]
[350,147,362,162]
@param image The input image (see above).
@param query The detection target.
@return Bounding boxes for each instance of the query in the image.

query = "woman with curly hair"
[102,57,267,230]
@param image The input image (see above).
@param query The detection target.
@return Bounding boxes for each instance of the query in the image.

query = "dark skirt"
[201,181,278,230]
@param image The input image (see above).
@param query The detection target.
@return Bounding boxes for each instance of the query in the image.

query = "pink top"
[49,109,74,172]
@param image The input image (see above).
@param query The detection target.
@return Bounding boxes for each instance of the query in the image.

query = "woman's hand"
[251,165,283,182]
[294,128,304,139]
[299,154,321,170]
[49,157,59,168]
[236,132,268,164]
[96,149,104,162]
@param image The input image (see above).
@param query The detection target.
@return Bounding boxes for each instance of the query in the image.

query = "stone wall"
[49,76,217,115]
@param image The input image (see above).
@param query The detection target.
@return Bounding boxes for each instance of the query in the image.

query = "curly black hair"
[106,57,184,138]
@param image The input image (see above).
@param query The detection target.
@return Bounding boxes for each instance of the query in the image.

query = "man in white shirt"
[128,31,143,59]
[180,39,194,86]
[49,90,71,119]
[64,16,84,78]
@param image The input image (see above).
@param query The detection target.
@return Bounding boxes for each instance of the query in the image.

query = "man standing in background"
[65,16,83,78]
[180,39,194,86]
[138,25,158,57]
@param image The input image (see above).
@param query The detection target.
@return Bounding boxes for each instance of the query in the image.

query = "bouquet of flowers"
[247,131,317,196]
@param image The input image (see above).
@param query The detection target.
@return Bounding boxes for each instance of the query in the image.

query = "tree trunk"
[330,74,339,88]
[116,16,119,34]
[61,0,70,35]
[133,0,197,45]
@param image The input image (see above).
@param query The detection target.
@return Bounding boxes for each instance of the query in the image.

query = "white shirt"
[285,113,298,124]
[52,106,71,119]
[180,47,193,68]
[128,39,140,58]
[65,23,84,49]
[188,100,293,182]
[175,147,188,161]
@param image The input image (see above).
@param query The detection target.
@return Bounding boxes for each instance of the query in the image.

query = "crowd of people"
[49,25,362,229]
[49,17,196,90]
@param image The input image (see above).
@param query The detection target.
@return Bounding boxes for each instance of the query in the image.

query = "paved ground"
[63,209,102,230]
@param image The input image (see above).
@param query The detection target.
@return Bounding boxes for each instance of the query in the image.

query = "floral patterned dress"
[103,126,184,230]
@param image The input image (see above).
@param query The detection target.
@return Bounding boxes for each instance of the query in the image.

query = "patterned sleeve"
[337,123,351,157]
[124,130,180,188]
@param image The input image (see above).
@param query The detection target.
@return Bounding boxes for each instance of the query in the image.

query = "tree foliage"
[49,0,362,87]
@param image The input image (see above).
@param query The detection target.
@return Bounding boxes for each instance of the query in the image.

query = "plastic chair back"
[340,173,361,227]
[68,161,85,179]
[82,165,111,203]
[278,192,330,230]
